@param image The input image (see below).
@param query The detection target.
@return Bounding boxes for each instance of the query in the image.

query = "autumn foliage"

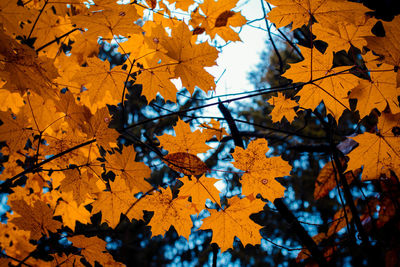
[0,0,399,266]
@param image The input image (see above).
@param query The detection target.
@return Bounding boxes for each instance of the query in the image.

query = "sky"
[208,0,268,97]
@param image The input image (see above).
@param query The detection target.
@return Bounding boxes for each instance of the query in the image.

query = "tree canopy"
[0,0,400,266]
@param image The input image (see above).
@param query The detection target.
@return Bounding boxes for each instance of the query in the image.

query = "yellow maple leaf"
[104,145,152,194]
[267,0,371,30]
[91,178,144,228]
[87,107,119,150]
[54,191,91,230]
[69,235,124,267]
[0,31,59,98]
[313,16,376,53]
[160,22,218,94]
[158,119,212,155]
[59,169,100,205]
[350,61,399,117]
[283,46,359,119]
[0,110,33,154]
[8,199,62,240]
[347,112,400,180]
[231,139,290,202]
[141,187,197,239]
[365,16,400,86]
[199,195,265,252]
[190,0,246,42]
[178,175,221,210]
[199,119,229,141]
[72,57,127,112]
[71,3,141,39]
[267,93,298,123]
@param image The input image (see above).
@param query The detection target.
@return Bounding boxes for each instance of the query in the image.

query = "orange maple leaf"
[8,199,62,240]
[283,46,359,119]
[160,22,218,94]
[199,119,228,141]
[178,175,221,210]
[72,57,128,112]
[190,0,246,42]
[54,191,91,230]
[267,93,298,123]
[0,110,33,154]
[350,60,400,117]
[158,119,212,155]
[232,139,290,202]
[140,187,197,239]
[91,178,144,228]
[365,16,400,86]
[199,195,265,252]
[347,112,400,180]
[69,235,123,267]
[267,0,371,30]
[72,3,141,39]
[314,159,359,200]
[313,16,376,53]
[104,145,152,194]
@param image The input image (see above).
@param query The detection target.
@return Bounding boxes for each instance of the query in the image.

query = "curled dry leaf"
[164,152,209,176]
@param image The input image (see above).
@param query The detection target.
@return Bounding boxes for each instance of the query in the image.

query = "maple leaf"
[54,192,91,230]
[72,3,141,39]
[190,0,246,42]
[347,112,400,180]
[267,93,298,123]
[0,223,35,261]
[199,195,265,252]
[178,175,221,210]
[59,169,100,205]
[0,31,59,98]
[53,90,92,134]
[0,110,33,154]
[0,89,24,113]
[158,119,212,155]
[140,187,197,239]
[365,16,400,86]
[327,205,352,236]
[313,16,376,53]
[22,93,63,134]
[350,61,400,118]
[199,119,228,141]
[28,10,75,53]
[267,0,371,30]
[231,139,290,202]
[69,33,100,65]
[314,159,360,200]
[69,235,123,267]
[91,178,144,228]
[87,107,119,150]
[135,66,178,103]
[105,146,152,193]
[163,152,209,176]
[8,199,62,240]
[72,57,128,112]
[283,46,359,119]
[0,0,33,35]
[160,22,218,94]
